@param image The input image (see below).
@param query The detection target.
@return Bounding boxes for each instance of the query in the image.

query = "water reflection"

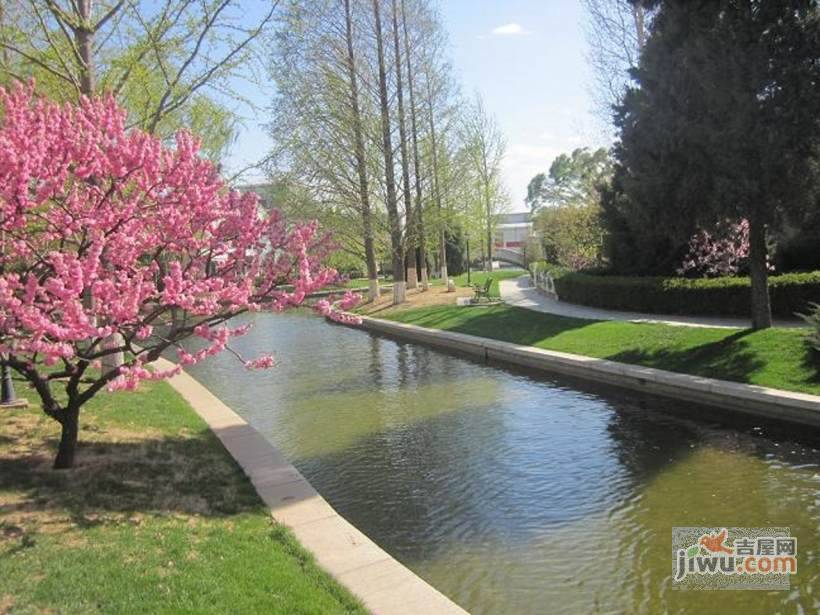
[184,311,820,614]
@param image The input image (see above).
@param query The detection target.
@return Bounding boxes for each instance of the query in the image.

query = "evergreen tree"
[605,0,820,328]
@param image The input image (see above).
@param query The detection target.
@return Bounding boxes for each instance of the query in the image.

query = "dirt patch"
[357,285,473,316]
[0,595,15,615]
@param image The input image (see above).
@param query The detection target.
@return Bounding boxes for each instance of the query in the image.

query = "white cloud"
[491,23,528,36]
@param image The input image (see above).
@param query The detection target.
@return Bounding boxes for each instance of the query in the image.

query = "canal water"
[185,311,819,614]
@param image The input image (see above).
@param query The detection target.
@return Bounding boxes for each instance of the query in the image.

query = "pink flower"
[244,355,276,369]
[0,83,339,395]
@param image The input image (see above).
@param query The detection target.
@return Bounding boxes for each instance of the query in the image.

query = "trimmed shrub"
[530,262,820,318]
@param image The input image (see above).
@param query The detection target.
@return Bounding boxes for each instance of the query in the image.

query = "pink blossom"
[0,83,338,399]
[244,355,276,369]
[678,219,774,277]
[314,292,363,325]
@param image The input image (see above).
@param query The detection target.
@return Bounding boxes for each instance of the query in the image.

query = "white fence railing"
[531,269,558,300]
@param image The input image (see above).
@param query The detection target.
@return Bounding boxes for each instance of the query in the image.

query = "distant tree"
[582,0,655,132]
[269,0,386,302]
[459,94,508,272]
[605,0,820,329]
[0,1,276,160]
[534,203,605,270]
[525,147,612,211]
[372,0,406,303]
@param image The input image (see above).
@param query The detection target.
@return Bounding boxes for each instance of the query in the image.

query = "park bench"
[472,278,493,303]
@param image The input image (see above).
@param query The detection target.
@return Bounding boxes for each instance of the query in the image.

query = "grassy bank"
[381,304,820,395]
[0,380,364,613]
[339,269,526,295]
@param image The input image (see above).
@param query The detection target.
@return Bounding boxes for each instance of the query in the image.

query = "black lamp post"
[466,236,471,286]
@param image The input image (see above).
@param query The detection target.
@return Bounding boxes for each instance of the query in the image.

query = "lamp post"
[466,235,471,286]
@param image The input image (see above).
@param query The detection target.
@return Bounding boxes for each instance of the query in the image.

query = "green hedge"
[530,262,820,318]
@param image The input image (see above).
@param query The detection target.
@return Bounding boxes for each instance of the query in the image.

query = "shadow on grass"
[606,330,766,383]
[0,430,262,527]
[394,305,600,347]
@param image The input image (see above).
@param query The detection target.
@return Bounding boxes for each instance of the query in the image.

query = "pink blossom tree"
[678,218,758,277]
[0,85,355,469]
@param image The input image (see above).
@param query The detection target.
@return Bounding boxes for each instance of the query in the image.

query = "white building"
[494,212,533,250]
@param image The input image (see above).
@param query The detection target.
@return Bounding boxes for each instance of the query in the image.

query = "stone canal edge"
[153,357,467,615]
[343,315,820,428]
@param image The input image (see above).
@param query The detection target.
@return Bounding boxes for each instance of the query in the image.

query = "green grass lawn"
[450,269,527,298]
[0,380,364,614]
[381,304,820,395]
[338,269,525,296]
[338,277,392,289]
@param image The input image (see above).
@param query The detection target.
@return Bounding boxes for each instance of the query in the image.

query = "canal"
[185,311,819,614]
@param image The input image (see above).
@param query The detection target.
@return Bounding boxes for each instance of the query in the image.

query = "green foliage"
[799,303,820,353]
[534,203,605,270]
[0,2,268,161]
[383,304,820,396]
[525,147,612,211]
[536,263,820,318]
[602,1,820,275]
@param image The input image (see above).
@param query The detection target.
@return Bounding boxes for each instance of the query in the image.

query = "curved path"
[499,275,805,329]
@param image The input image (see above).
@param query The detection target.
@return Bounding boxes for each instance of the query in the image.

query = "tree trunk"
[372,0,405,305]
[439,229,448,282]
[391,0,416,291]
[76,0,95,96]
[401,0,427,290]
[633,5,647,49]
[484,163,493,272]
[426,92,446,283]
[54,406,80,469]
[344,0,379,302]
[748,217,772,329]
[485,221,493,272]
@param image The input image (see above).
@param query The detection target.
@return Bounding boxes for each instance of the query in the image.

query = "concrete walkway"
[156,358,466,615]
[499,275,805,329]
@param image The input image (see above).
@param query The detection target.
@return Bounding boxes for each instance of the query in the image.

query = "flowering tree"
[678,219,754,277]
[0,85,357,469]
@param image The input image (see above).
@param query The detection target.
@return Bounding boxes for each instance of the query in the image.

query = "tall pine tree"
[605,0,820,328]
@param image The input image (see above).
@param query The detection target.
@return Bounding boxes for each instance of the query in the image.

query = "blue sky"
[225,0,606,211]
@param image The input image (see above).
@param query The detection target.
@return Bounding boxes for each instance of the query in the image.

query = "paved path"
[499,275,805,329]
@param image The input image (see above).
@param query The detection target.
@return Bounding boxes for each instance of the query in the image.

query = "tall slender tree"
[425,79,446,281]
[460,94,508,272]
[372,0,405,304]
[345,0,381,301]
[401,0,429,290]
[391,0,417,290]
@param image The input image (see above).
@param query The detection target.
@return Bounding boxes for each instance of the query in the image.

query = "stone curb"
[351,316,820,428]
[153,357,466,615]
